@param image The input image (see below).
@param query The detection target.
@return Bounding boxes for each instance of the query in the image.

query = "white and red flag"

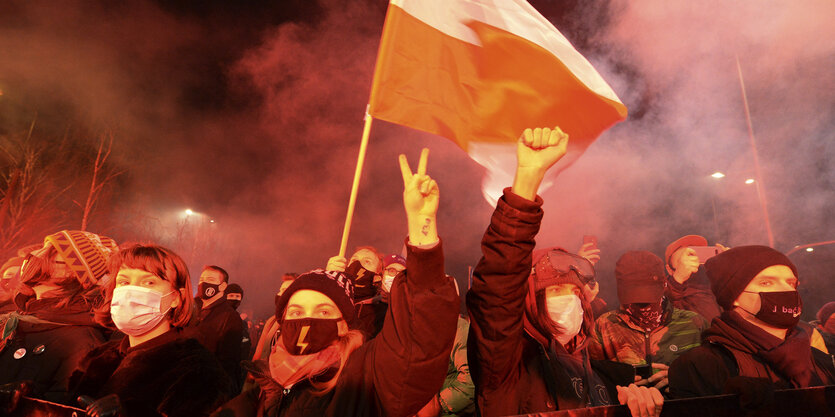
[368,0,628,204]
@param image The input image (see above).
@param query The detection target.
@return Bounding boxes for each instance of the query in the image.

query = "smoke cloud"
[531,0,835,314]
[0,0,832,319]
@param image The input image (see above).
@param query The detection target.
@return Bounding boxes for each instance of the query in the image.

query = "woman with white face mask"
[466,128,664,417]
[70,244,234,417]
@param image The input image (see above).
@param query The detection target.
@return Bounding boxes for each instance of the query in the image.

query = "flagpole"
[338,105,374,258]
[735,55,775,248]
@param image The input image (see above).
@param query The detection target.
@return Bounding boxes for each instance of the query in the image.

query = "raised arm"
[369,148,458,417]
[466,128,568,409]
[511,127,570,201]
[400,148,439,246]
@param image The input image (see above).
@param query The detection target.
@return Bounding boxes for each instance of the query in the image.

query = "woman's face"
[544,283,582,299]
[350,249,381,274]
[284,289,348,336]
[114,267,180,310]
[23,244,70,285]
[284,290,342,320]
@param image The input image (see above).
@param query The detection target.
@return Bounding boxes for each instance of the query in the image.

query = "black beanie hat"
[705,245,797,310]
[275,269,355,323]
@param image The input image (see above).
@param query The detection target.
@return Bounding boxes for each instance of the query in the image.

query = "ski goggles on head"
[535,249,596,286]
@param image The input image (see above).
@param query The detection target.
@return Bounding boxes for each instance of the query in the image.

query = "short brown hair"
[202,265,229,283]
[96,244,194,328]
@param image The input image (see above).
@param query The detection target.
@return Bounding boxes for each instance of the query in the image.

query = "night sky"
[1,0,833,319]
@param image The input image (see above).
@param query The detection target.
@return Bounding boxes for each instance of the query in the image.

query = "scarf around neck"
[704,311,822,387]
[268,341,340,389]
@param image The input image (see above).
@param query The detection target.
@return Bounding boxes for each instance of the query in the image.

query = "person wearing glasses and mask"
[466,128,664,417]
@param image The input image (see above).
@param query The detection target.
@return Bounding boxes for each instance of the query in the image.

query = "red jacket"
[466,190,630,417]
[213,240,458,417]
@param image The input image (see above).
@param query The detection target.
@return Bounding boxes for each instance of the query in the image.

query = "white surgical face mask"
[110,285,175,336]
[546,294,584,346]
[382,274,396,293]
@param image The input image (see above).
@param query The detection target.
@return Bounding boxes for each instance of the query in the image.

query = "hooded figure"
[466,127,664,417]
[0,230,116,404]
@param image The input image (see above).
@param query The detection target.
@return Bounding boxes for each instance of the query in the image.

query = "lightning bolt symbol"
[296,325,310,354]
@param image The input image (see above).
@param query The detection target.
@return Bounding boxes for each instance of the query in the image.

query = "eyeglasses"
[543,250,596,284]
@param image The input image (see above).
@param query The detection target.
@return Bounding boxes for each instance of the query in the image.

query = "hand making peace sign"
[399,148,439,246]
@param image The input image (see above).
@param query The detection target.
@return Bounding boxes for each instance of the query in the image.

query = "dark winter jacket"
[351,296,387,340]
[0,296,106,403]
[69,329,234,417]
[466,189,632,417]
[189,297,244,391]
[665,269,722,321]
[669,311,835,398]
[212,240,458,417]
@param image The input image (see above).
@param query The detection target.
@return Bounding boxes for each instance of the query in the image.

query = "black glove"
[79,394,122,417]
[0,380,32,413]
[722,376,775,410]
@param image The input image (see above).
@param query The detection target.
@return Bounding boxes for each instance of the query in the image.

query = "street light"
[711,172,725,179]
[806,248,814,253]
[745,178,755,184]
[185,209,194,216]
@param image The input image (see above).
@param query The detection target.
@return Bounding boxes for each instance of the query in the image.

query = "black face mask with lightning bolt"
[345,260,378,301]
[280,318,340,355]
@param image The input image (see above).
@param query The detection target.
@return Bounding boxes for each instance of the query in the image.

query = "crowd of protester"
[0,127,833,417]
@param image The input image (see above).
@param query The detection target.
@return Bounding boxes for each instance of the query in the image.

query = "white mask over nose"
[546,294,584,346]
[110,285,175,336]
[382,274,396,293]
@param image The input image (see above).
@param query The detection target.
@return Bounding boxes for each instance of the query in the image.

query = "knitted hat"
[704,245,797,310]
[44,230,118,288]
[665,235,708,268]
[817,302,835,324]
[383,254,406,269]
[275,269,355,323]
[615,251,666,304]
[530,247,594,292]
[226,283,243,300]
[16,244,41,258]
[1,257,24,276]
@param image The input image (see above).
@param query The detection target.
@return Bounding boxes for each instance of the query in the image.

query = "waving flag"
[368,0,627,204]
